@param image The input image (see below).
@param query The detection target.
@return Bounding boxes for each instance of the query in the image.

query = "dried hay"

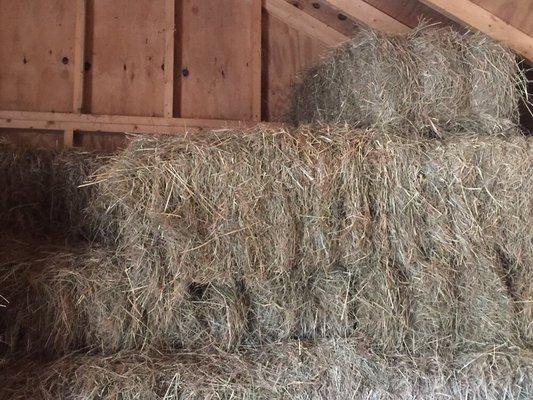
[345,131,532,352]
[0,246,250,355]
[0,143,105,237]
[1,339,531,399]
[84,125,532,354]
[1,125,529,359]
[291,24,527,135]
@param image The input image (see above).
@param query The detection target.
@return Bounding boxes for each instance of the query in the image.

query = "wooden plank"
[420,0,533,61]
[264,0,348,46]
[0,1,77,112]
[285,0,359,37]
[0,110,262,136]
[251,0,262,121]
[362,0,460,29]
[0,129,63,150]
[178,0,263,120]
[325,0,410,34]
[164,0,176,118]
[85,0,166,116]
[63,128,74,148]
[72,0,87,113]
[263,13,329,121]
[471,0,533,37]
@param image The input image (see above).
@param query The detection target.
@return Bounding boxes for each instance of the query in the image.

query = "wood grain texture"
[0,110,259,135]
[84,0,166,116]
[0,129,63,149]
[287,0,359,37]
[0,0,76,112]
[262,13,329,121]
[73,0,87,113]
[75,131,128,152]
[471,0,533,36]
[265,0,348,45]
[362,0,460,29]
[163,0,176,118]
[178,0,262,121]
[327,0,410,34]
[421,0,533,60]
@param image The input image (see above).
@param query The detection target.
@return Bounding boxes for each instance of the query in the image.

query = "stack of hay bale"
[1,24,532,399]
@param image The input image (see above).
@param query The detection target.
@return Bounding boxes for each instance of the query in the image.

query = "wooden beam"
[420,0,533,61]
[285,0,359,37]
[63,128,74,148]
[72,0,87,113]
[0,111,263,136]
[251,0,262,121]
[264,0,349,46]
[163,0,176,118]
[325,0,410,34]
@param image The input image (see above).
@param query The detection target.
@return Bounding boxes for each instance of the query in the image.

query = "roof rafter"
[263,0,349,46]
[325,0,410,34]
[420,0,533,61]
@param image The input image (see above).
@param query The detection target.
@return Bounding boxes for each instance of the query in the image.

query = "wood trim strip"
[72,0,87,113]
[0,110,266,135]
[164,0,176,118]
[251,0,262,121]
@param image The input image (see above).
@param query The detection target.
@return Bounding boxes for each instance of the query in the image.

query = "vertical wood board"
[84,0,166,117]
[262,13,329,121]
[178,0,261,120]
[0,0,76,112]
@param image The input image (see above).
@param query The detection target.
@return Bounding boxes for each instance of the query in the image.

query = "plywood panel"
[471,0,533,36]
[0,129,63,149]
[84,0,166,116]
[263,12,329,121]
[0,1,76,112]
[76,131,128,153]
[178,0,261,121]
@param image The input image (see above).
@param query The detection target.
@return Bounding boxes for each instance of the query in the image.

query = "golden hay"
[291,24,527,135]
[0,143,105,237]
[1,339,531,399]
[1,125,530,358]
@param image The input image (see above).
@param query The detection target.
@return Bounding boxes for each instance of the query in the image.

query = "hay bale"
[292,29,418,132]
[410,25,471,132]
[86,126,531,354]
[1,339,531,399]
[88,129,303,284]
[0,245,250,355]
[0,143,105,237]
[336,131,531,353]
[291,24,526,135]
[465,32,524,132]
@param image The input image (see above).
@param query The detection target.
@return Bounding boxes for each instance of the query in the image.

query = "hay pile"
[291,24,528,135]
[1,242,250,355]
[0,123,531,398]
[0,143,104,238]
[3,125,527,357]
[1,339,531,399]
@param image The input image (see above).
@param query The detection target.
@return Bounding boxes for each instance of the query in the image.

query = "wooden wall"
[0,0,77,113]
[262,11,328,121]
[1,0,531,152]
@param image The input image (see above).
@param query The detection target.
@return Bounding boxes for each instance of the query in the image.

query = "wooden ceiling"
[267,0,533,61]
